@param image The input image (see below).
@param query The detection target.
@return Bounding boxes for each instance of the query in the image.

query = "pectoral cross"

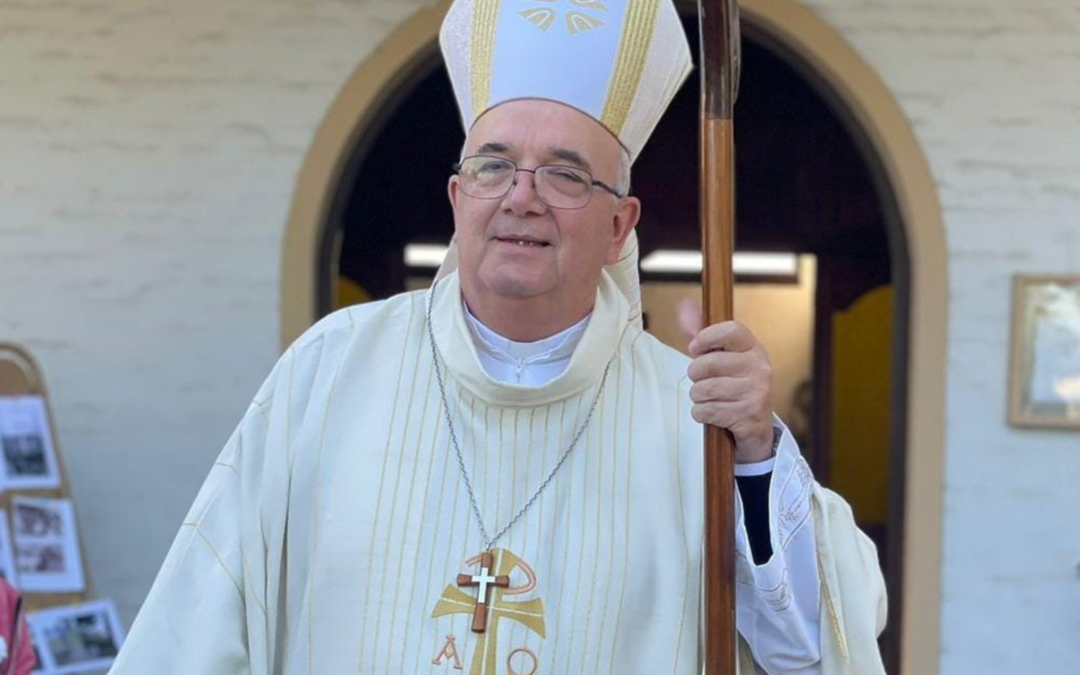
[433,549,546,675]
[456,551,510,633]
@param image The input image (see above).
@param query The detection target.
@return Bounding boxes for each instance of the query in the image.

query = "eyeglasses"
[452,155,625,210]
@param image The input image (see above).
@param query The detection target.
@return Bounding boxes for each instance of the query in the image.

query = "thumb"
[677,299,704,349]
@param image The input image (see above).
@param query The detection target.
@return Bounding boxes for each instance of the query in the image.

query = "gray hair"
[615,148,632,197]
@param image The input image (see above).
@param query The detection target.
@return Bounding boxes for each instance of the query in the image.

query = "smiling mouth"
[495,236,551,248]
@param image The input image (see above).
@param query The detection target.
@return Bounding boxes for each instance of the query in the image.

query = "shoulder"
[247,290,426,408]
[287,289,427,362]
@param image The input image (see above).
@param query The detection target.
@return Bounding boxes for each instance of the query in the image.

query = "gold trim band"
[471,0,503,117]
[601,0,662,136]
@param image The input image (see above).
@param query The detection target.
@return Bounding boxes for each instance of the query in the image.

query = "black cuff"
[736,472,773,565]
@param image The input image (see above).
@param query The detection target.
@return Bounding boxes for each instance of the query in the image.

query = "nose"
[500,169,548,216]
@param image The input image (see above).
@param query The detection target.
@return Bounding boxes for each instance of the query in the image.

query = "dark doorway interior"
[320,13,908,673]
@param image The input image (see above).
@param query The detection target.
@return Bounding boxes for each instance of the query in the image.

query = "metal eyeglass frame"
[452,154,627,210]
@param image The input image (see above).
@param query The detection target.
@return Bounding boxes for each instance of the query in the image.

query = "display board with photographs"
[0,343,92,613]
[28,600,125,675]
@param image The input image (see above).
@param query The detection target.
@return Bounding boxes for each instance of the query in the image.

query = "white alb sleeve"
[733,416,822,675]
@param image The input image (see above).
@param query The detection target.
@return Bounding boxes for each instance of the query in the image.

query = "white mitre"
[437,0,693,323]
[440,0,692,161]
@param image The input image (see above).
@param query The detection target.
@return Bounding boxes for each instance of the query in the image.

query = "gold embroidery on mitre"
[518,7,557,31]
[471,0,503,116]
[600,0,662,137]
[565,11,606,35]
[432,549,546,675]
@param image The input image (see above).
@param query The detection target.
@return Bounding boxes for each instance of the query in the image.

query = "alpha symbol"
[431,635,464,670]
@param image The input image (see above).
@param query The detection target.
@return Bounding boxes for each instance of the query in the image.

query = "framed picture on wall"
[1008,275,1080,429]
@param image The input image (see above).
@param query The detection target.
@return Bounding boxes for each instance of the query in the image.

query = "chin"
[482,269,555,300]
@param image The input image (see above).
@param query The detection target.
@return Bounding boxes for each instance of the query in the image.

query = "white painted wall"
[0,0,436,626]
[803,1,1080,672]
[1,0,1078,672]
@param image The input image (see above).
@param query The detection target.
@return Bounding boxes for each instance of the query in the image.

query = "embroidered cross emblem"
[432,549,546,675]
[455,551,511,633]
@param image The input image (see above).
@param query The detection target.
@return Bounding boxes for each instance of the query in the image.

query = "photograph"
[0,396,62,491]
[11,499,84,594]
[1008,275,1080,429]
[28,600,125,675]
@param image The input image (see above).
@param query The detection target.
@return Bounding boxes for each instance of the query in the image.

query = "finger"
[689,321,758,357]
[691,400,771,435]
[690,400,747,427]
[689,376,753,404]
[677,299,704,348]
[687,350,756,382]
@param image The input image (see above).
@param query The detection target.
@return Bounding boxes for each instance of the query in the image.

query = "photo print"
[28,600,125,675]
[0,396,61,491]
[11,498,84,594]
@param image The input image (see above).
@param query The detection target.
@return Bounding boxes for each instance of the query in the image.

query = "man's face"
[448,100,640,307]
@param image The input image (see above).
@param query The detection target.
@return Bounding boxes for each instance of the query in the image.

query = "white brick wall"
[1,0,1078,672]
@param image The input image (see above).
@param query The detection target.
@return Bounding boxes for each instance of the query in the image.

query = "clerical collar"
[428,270,630,406]
[462,302,590,385]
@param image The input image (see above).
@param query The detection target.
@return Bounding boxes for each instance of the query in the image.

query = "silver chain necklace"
[425,279,613,551]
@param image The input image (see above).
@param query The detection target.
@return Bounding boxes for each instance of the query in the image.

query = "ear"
[448,175,463,233]
[605,196,641,265]
[448,174,460,210]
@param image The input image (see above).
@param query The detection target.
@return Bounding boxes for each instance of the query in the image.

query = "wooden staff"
[698,0,741,673]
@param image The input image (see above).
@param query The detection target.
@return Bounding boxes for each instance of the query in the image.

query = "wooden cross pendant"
[456,551,510,633]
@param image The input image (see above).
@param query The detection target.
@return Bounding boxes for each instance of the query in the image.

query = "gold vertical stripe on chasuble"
[470,0,503,117]
[388,364,438,674]
[355,296,416,670]
[590,362,622,674]
[609,347,637,670]
[600,0,662,137]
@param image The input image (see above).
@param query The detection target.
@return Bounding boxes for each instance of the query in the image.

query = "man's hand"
[678,300,775,464]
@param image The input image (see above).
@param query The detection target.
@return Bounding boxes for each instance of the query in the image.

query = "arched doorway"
[280,1,947,673]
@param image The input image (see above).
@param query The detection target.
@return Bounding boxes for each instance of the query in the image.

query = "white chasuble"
[111,271,887,675]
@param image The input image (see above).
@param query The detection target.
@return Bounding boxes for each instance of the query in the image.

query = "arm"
[681,315,823,673]
[108,343,298,675]
[734,424,890,675]
[109,418,259,675]
[733,421,822,675]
